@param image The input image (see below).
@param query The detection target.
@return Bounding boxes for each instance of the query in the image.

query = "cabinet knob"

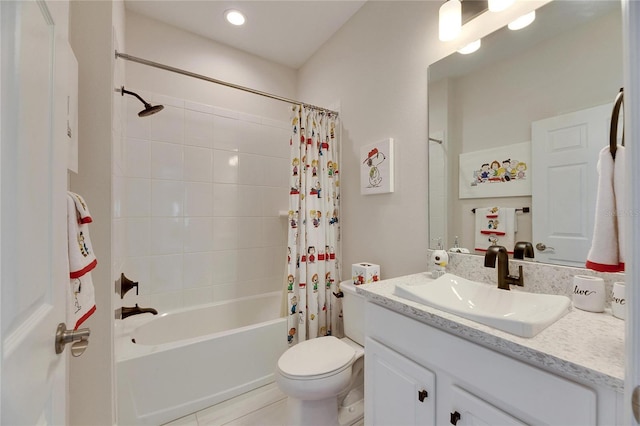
[450,411,461,425]
[417,389,428,402]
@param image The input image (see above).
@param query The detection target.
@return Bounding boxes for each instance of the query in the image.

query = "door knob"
[535,242,555,252]
[418,389,428,402]
[55,323,90,357]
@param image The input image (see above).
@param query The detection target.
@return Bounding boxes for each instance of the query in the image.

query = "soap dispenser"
[431,238,449,278]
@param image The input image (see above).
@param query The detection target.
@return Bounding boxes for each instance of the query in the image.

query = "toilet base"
[285,395,339,426]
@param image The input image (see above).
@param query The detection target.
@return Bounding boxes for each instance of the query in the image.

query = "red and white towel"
[67,192,97,329]
[586,146,625,272]
[474,207,517,253]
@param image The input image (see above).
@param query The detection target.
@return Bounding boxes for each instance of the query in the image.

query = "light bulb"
[457,39,481,54]
[508,11,536,30]
[224,9,246,26]
[488,0,514,12]
[439,0,462,42]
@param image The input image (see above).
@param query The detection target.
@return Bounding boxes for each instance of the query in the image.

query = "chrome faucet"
[120,304,158,319]
[484,245,524,290]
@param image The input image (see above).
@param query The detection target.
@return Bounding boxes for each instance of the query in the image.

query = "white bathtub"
[116,292,287,425]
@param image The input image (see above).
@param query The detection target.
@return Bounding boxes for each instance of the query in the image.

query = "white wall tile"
[184,182,213,217]
[124,178,152,217]
[213,183,238,217]
[213,115,240,152]
[237,217,263,249]
[182,287,214,307]
[237,185,263,217]
[183,252,213,288]
[212,150,238,184]
[150,254,183,294]
[238,153,265,186]
[184,146,212,182]
[261,186,289,217]
[124,218,151,257]
[262,217,287,248]
[211,250,238,285]
[151,217,184,255]
[152,141,183,180]
[184,217,214,252]
[261,156,289,188]
[126,138,151,178]
[150,104,184,144]
[185,109,214,148]
[212,217,238,250]
[237,248,264,281]
[151,180,184,217]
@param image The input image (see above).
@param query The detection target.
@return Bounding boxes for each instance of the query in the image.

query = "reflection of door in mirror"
[531,103,610,267]
[427,0,622,265]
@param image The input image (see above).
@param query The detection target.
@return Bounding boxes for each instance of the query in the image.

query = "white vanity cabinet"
[364,302,621,426]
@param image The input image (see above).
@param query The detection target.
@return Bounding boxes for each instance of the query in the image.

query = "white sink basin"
[393,273,571,338]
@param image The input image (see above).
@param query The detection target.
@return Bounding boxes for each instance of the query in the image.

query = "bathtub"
[116,291,287,425]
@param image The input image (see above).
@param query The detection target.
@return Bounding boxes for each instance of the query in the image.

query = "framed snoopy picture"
[458,141,531,199]
[361,138,394,195]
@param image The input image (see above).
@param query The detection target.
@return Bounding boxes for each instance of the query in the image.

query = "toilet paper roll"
[572,275,605,313]
[611,282,626,320]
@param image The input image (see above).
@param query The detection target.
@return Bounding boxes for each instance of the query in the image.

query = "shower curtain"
[286,105,341,345]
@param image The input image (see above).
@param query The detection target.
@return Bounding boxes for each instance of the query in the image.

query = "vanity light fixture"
[439,0,462,41]
[508,10,536,30]
[488,0,514,13]
[224,9,246,26]
[457,39,481,54]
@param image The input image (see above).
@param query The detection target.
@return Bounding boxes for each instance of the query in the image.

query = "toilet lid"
[278,336,355,378]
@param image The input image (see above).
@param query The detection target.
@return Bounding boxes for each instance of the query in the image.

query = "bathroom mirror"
[428,0,622,267]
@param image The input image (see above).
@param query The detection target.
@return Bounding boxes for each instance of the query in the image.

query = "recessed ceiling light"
[225,9,245,26]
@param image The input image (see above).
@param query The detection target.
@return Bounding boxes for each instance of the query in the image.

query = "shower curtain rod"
[115,51,339,115]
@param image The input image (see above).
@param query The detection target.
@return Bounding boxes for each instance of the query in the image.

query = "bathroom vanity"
[357,273,624,425]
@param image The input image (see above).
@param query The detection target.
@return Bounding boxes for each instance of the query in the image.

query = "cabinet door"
[449,386,526,426]
[365,338,435,426]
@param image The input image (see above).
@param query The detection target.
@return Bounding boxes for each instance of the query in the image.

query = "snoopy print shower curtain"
[286,105,341,345]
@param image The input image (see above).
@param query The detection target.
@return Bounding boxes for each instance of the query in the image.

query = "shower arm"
[120,86,151,108]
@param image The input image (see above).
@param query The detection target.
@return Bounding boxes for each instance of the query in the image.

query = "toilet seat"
[277,336,355,380]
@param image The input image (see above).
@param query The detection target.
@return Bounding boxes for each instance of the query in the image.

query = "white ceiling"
[124,1,367,69]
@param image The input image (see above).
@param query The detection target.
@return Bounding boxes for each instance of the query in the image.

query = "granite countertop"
[356,272,625,393]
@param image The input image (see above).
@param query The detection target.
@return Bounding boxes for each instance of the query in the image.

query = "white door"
[531,103,612,266]
[1,1,69,424]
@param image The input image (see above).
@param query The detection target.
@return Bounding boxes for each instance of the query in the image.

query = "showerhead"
[120,86,164,117]
[138,104,164,117]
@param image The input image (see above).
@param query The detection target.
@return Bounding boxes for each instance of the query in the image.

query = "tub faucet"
[119,273,139,299]
[484,245,524,291]
[120,304,158,319]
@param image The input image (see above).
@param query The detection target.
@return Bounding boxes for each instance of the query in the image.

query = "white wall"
[297,1,446,279]
[68,0,122,424]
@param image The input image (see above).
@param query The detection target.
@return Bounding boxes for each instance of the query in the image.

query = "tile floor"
[163,382,364,426]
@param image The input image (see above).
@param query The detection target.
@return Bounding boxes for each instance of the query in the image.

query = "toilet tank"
[340,280,366,346]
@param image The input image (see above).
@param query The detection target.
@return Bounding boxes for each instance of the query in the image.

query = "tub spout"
[121,304,158,319]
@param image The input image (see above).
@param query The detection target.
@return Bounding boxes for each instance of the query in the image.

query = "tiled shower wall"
[114,92,290,312]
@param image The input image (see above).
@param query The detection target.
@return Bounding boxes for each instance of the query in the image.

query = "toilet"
[276,280,366,426]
